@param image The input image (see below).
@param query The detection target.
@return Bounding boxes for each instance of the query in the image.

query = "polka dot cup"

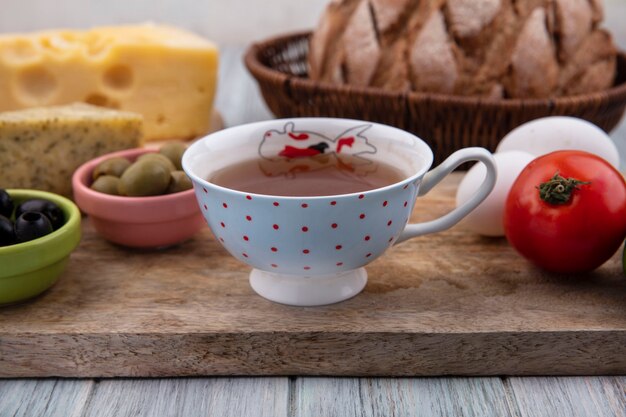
[183,118,496,306]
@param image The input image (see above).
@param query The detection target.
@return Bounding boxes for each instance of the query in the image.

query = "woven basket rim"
[245,30,626,108]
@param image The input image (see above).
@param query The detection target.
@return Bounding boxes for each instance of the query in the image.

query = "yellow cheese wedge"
[0,24,218,141]
[0,103,143,197]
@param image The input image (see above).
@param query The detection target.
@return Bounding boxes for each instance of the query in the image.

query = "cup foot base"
[249,268,367,307]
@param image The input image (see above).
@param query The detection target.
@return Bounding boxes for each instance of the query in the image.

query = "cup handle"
[396,147,497,244]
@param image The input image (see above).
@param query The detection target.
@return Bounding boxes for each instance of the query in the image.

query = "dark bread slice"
[554,0,593,62]
[408,10,459,93]
[309,0,360,81]
[559,29,616,95]
[505,7,560,98]
[341,0,381,86]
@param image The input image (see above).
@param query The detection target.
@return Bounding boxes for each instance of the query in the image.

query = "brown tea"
[209,154,405,197]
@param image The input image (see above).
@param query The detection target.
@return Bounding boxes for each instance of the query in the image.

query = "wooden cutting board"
[1,173,624,377]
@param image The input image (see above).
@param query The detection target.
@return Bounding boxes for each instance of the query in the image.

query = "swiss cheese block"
[0,24,218,141]
[0,103,142,197]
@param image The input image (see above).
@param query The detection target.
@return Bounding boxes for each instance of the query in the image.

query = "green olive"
[159,141,187,170]
[92,157,131,180]
[166,171,193,194]
[90,175,121,195]
[136,153,176,173]
[118,160,171,196]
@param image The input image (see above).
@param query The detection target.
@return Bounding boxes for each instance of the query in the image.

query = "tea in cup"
[182,118,496,306]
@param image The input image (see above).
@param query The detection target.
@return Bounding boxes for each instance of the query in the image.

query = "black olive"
[14,212,53,243]
[15,199,64,230]
[0,215,15,246]
[0,189,13,218]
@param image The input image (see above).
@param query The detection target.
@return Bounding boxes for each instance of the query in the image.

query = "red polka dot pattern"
[200,181,416,274]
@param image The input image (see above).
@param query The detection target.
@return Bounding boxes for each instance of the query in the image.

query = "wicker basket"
[245,31,626,165]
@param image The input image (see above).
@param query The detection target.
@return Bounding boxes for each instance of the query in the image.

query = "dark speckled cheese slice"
[0,103,142,197]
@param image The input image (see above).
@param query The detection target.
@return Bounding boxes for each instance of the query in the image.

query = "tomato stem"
[537,172,590,205]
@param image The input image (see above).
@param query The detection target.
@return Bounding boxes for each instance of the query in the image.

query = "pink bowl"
[72,148,205,248]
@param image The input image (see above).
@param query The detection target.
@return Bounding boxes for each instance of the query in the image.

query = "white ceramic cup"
[183,118,496,306]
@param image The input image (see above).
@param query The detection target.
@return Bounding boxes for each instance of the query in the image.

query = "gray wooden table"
[3,8,626,415]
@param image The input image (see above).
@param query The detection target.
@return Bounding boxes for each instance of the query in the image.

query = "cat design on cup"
[258,122,378,177]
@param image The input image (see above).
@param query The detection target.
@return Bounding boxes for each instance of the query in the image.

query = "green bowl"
[0,190,81,305]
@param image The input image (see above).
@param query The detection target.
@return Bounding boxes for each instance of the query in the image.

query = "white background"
[0,0,328,45]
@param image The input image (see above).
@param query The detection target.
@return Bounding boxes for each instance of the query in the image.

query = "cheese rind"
[0,103,142,197]
[0,24,218,141]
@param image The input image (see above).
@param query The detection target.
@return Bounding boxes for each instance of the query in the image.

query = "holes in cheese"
[85,93,120,109]
[84,35,112,60]
[40,35,72,53]
[103,65,134,90]
[16,66,58,104]
[0,24,218,141]
[1,39,39,65]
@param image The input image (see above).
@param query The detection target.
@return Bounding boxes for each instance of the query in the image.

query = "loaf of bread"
[308,0,617,98]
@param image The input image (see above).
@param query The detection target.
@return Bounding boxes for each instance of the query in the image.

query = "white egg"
[456,150,535,237]
[496,116,620,168]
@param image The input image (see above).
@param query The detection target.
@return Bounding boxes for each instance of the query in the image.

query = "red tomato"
[504,150,626,273]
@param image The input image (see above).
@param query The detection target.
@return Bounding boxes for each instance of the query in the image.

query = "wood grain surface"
[0,173,624,377]
[0,379,94,417]
[507,377,626,417]
[2,376,624,417]
[81,378,288,417]
[294,377,515,417]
